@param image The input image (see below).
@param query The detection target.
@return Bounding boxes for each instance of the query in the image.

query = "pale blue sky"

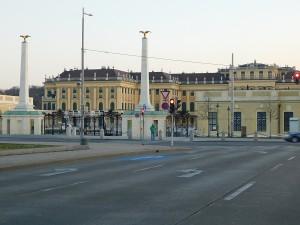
[0,0,299,88]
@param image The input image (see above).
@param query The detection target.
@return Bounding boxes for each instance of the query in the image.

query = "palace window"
[257,112,266,132]
[190,102,195,112]
[268,71,272,79]
[190,91,194,97]
[156,89,159,95]
[155,103,159,111]
[250,71,255,80]
[209,112,217,131]
[234,112,241,131]
[284,112,293,132]
[73,102,77,111]
[62,88,66,99]
[259,71,263,80]
[241,71,245,80]
[182,90,186,96]
[72,88,77,98]
[182,102,187,111]
[99,102,103,111]
[85,102,90,111]
[110,102,115,111]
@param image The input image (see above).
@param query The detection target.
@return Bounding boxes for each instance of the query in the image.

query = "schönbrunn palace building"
[42,61,299,137]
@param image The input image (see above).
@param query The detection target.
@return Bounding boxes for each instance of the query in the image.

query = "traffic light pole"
[171,113,174,147]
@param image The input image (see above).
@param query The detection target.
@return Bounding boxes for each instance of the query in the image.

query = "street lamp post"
[80,8,92,145]
[227,106,230,137]
[216,103,219,137]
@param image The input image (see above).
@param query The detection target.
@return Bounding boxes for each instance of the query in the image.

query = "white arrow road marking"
[40,168,78,177]
[177,169,203,178]
[224,181,256,201]
[288,156,296,161]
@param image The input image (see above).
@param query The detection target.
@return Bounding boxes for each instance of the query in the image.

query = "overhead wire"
[84,48,230,67]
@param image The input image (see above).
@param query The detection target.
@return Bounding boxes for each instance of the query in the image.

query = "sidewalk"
[0,142,190,170]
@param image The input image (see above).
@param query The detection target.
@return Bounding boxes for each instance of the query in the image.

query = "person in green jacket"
[150,124,156,141]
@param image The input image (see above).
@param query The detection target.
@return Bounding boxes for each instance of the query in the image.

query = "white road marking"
[270,163,283,171]
[40,168,78,177]
[255,151,268,154]
[190,155,204,160]
[288,156,296,161]
[41,181,88,192]
[177,169,203,178]
[134,164,164,172]
[224,181,256,201]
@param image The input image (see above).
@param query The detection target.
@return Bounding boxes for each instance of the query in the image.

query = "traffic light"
[169,98,175,114]
[294,71,300,84]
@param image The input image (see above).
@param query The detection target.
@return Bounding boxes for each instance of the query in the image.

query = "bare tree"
[263,101,278,138]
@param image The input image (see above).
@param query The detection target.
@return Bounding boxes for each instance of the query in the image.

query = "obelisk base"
[1,110,44,135]
[122,111,168,140]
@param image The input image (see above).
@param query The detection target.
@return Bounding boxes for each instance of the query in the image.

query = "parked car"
[284,132,300,143]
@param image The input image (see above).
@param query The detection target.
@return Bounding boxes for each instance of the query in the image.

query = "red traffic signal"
[169,99,175,113]
[293,71,300,84]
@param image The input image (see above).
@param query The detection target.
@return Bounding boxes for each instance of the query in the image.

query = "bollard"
[99,129,104,139]
[72,127,77,136]
[189,130,194,141]
[66,126,72,137]
[158,130,162,140]
[221,131,225,141]
[127,129,132,140]
[254,132,258,141]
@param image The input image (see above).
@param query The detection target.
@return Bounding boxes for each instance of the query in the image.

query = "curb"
[0,145,89,156]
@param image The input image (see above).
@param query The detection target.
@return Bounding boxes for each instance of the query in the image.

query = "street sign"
[162,102,169,110]
[161,90,170,100]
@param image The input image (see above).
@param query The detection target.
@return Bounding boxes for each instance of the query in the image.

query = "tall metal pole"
[80,8,92,145]
[171,114,174,146]
[230,53,235,137]
[207,97,210,137]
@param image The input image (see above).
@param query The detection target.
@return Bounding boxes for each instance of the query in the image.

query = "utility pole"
[230,53,235,137]
[80,8,92,145]
[171,113,174,146]
[207,96,210,137]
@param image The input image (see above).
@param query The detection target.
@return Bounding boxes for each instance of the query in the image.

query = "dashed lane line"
[134,164,164,172]
[288,156,296,161]
[224,181,256,201]
[270,163,283,172]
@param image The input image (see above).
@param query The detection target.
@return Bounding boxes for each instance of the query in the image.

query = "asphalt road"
[0,143,299,225]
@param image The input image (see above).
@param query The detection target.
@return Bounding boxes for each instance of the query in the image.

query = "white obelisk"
[15,35,33,111]
[135,31,154,112]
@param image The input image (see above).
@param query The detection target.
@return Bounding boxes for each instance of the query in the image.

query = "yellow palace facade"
[42,62,300,137]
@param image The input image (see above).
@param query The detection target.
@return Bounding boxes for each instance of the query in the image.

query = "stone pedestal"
[122,111,167,140]
[2,111,44,135]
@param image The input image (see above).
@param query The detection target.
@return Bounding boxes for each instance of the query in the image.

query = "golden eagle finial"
[139,30,151,38]
[20,35,31,42]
